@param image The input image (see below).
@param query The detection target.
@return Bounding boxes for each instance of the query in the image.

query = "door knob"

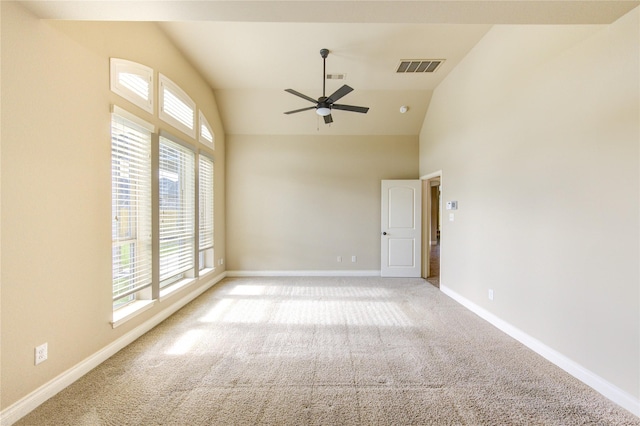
[382,232,387,235]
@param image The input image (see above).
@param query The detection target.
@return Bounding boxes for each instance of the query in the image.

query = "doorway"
[421,173,441,288]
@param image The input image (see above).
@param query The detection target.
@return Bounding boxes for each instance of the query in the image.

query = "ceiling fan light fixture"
[316,106,331,116]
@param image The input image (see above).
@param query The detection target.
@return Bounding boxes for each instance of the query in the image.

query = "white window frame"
[158,131,196,290]
[159,74,196,138]
[198,153,215,272]
[199,110,215,149]
[110,105,155,315]
[110,59,154,113]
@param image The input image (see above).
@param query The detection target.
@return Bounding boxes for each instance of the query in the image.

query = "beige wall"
[226,134,418,272]
[419,10,639,398]
[1,2,226,409]
[3,0,637,416]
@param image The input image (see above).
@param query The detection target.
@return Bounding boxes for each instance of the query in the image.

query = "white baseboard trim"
[226,270,380,277]
[440,284,640,418]
[0,272,228,426]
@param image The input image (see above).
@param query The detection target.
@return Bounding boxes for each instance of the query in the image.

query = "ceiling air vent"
[396,60,444,73]
[326,73,346,80]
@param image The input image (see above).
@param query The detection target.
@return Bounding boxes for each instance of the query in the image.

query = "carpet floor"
[16,277,639,425]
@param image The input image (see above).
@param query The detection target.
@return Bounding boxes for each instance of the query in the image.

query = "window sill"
[199,266,217,278]
[159,277,197,300]
[111,299,156,328]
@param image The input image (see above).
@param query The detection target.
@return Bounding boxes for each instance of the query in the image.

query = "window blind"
[163,89,193,130]
[199,155,214,251]
[110,59,153,113]
[111,114,152,305]
[201,122,213,144]
[119,73,150,101]
[159,136,195,284]
[199,111,214,147]
[159,74,195,137]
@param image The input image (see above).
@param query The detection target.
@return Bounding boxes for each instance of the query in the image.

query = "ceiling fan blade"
[284,106,316,115]
[326,85,353,103]
[285,89,318,104]
[332,104,369,114]
[324,114,333,124]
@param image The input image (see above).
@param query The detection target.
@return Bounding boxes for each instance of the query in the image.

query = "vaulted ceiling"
[21,1,639,135]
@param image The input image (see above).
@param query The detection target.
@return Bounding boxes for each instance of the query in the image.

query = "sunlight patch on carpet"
[200,298,412,326]
[166,329,205,355]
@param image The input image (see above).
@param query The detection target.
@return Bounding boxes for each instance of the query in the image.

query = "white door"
[381,180,422,277]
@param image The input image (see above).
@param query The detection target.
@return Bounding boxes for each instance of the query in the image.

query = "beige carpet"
[16,277,639,425]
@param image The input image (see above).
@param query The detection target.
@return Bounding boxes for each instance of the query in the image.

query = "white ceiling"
[21,1,639,136]
[161,21,490,135]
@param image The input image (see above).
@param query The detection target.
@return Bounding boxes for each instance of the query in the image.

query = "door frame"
[420,171,442,280]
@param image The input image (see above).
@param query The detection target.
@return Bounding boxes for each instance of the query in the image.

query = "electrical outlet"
[35,343,48,365]
[351,256,357,263]
[337,256,342,262]
[488,289,494,301]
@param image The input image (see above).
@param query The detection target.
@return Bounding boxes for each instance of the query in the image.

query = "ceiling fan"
[284,48,369,124]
